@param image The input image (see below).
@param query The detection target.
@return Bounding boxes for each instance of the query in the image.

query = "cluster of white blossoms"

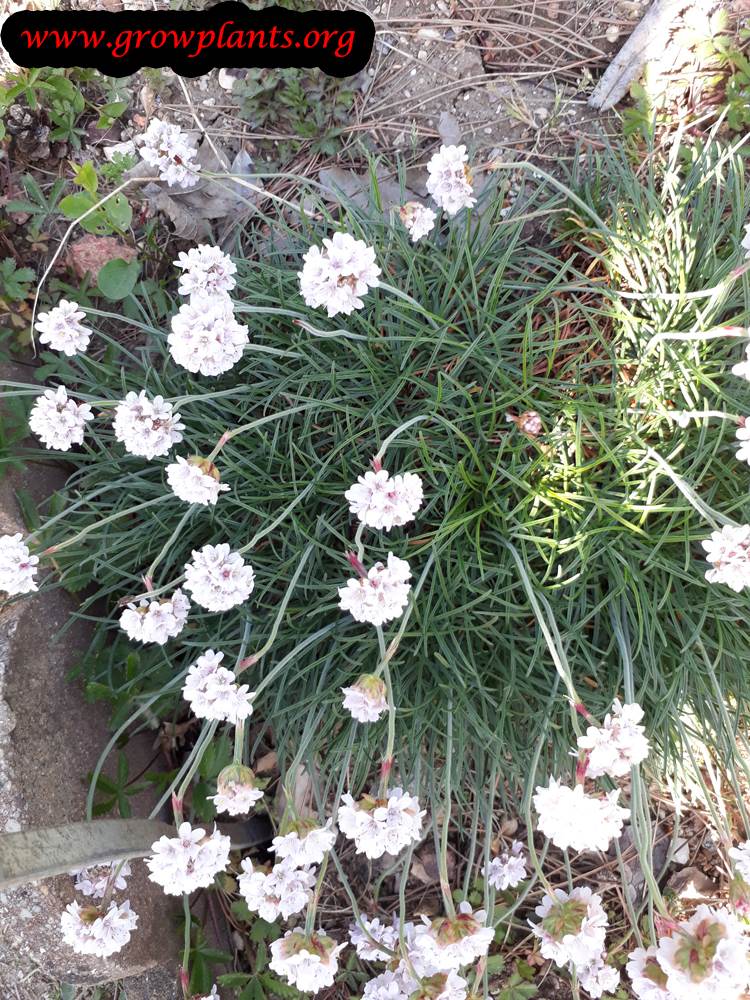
[71,860,131,899]
[702,523,750,593]
[298,231,381,318]
[531,888,618,997]
[426,145,477,217]
[338,787,425,859]
[627,905,750,999]
[577,699,650,778]
[183,543,255,611]
[238,858,316,921]
[352,905,491,999]
[483,840,528,891]
[338,552,412,627]
[399,201,438,243]
[342,674,388,723]
[182,649,254,724]
[62,857,135,958]
[412,903,494,973]
[174,244,237,299]
[533,779,629,853]
[271,818,337,866]
[35,298,92,356]
[0,533,39,596]
[270,929,346,993]
[168,294,249,377]
[209,764,264,816]
[29,386,93,452]
[345,468,424,531]
[60,899,138,958]
[113,390,185,460]
[119,589,190,645]
[166,456,230,506]
[731,343,750,381]
[137,118,200,188]
[146,821,231,895]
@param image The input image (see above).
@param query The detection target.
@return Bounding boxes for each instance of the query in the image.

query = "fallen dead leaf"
[67,235,137,283]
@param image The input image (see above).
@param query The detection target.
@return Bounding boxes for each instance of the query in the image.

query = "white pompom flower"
[168,295,249,376]
[338,787,425,859]
[182,649,255,724]
[530,887,608,969]
[577,699,650,779]
[483,840,527,891]
[119,589,189,645]
[729,841,750,882]
[269,929,346,994]
[350,915,399,961]
[209,764,264,816]
[298,232,381,318]
[577,958,620,998]
[626,946,671,1000]
[338,552,412,627]
[35,299,92,356]
[29,386,93,451]
[702,523,750,593]
[174,244,237,298]
[271,818,336,867]
[60,899,138,957]
[70,860,131,899]
[426,145,476,216]
[166,456,230,506]
[411,902,494,973]
[137,118,199,188]
[238,858,316,921]
[345,468,424,531]
[533,778,629,852]
[146,821,231,895]
[732,344,750,381]
[183,543,255,612]
[654,904,750,999]
[113,391,184,460]
[0,533,39,596]
[399,202,438,242]
[342,674,388,723]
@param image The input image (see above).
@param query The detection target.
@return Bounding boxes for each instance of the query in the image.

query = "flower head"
[342,674,388,723]
[577,699,650,779]
[209,764,264,815]
[338,553,412,627]
[138,118,199,188]
[345,469,424,531]
[655,905,750,999]
[338,787,425,859]
[71,860,131,899]
[627,947,671,1000]
[119,589,190,645]
[168,295,248,376]
[60,899,138,957]
[729,841,750,883]
[182,649,254,724]
[399,202,438,242]
[146,821,231,895]
[349,915,399,961]
[271,818,336,866]
[732,344,750,381]
[426,145,476,216]
[703,524,750,593]
[483,840,527,891]
[533,779,629,852]
[184,543,255,612]
[29,386,93,451]
[113,391,184,460]
[412,902,494,972]
[530,887,608,969]
[35,299,91,356]
[0,533,39,596]
[238,858,316,921]
[298,232,381,318]
[577,958,620,998]
[166,456,230,506]
[269,929,346,994]
[363,968,417,999]
[175,245,237,298]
